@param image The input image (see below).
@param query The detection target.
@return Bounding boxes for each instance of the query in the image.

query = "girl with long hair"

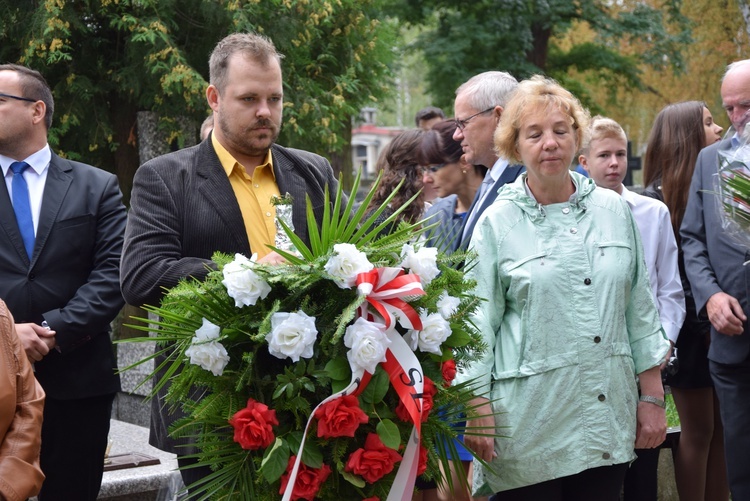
[642,101,727,501]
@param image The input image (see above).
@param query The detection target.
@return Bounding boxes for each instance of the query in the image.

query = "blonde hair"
[494,75,590,163]
[580,116,627,155]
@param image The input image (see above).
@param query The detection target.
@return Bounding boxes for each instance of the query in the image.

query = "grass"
[665,392,680,429]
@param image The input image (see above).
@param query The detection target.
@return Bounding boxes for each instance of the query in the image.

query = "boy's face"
[580,136,628,193]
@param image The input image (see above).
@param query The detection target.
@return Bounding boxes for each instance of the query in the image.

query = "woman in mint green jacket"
[458,76,670,501]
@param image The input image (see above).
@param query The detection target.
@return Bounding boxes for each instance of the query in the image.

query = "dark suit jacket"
[681,138,750,364]
[120,138,340,452]
[0,152,125,399]
[457,163,525,251]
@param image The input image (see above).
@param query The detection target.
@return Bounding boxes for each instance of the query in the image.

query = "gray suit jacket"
[681,138,750,364]
[120,138,340,453]
[457,163,525,251]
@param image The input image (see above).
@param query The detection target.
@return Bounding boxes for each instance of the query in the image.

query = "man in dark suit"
[120,32,340,487]
[452,71,525,251]
[681,59,750,500]
[0,64,126,500]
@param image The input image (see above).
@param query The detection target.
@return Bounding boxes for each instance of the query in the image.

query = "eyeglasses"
[425,163,447,174]
[0,93,37,103]
[454,107,495,131]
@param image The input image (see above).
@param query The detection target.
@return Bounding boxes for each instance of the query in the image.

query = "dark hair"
[209,33,284,93]
[419,120,486,176]
[643,101,706,242]
[0,63,54,129]
[368,129,425,224]
[414,106,445,127]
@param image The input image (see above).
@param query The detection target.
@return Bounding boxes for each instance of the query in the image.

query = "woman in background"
[365,129,426,232]
[642,101,728,501]
[417,119,487,501]
[420,120,486,254]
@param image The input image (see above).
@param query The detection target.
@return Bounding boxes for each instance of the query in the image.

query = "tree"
[392,0,691,113]
[0,0,398,199]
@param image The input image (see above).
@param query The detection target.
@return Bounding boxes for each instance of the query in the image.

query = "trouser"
[38,393,115,501]
[489,463,629,501]
[710,358,750,501]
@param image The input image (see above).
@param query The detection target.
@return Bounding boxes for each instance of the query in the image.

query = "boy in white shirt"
[579,116,686,501]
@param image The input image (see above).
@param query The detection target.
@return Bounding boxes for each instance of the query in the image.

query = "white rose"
[344,317,391,374]
[400,244,439,286]
[266,311,318,362]
[324,243,374,289]
[405,312,451,355]
[222,253,272,307]
[185,318,230,376]
[436,292,461,319]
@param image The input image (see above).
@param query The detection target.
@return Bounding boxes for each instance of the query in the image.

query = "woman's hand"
[463,397,498,463]
[634,366,667,449]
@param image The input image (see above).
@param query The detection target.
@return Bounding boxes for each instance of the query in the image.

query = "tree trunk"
[740,0,750,39]
[329,126,354,192]
[111,98,140,207]
[528,23,552,71]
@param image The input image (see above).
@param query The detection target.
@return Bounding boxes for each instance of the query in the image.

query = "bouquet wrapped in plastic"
[122,172,495,501]
[716,111,750,249]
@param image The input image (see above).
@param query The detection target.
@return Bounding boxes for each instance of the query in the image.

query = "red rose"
[417,445,428,476]
[229,398,279,450]
[314,394,369,438]
[395,377,437,423]
[279,456,332,501]
[345,433,402,483]
[441,359,457,386]
[363,498,380,501]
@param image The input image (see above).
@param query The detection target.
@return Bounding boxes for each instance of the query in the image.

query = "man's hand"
[463,397,498,463]
[258,251,288,266]
[15,323,57,362]
[706,292,746,335]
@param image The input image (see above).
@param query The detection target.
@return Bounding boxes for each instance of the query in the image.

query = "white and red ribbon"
[356,267,425,330]
[282,267,426,501]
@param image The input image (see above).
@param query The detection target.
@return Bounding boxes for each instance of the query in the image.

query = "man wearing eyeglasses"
[453,71,524,251]
[0,64,126,500]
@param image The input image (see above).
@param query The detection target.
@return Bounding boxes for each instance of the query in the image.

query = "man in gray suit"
[120,32,340,486]
[452,71,525,251]
[681,59,750,500]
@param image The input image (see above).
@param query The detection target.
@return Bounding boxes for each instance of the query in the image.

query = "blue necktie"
[10,161,35,259]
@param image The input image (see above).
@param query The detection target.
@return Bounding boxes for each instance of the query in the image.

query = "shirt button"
[584,278,591,285]
[594,336,601,343]
[266,212,271,217]
[562,207,570,214]
[602,452,611,460]
[570,227,578,234]
[598,394,606,402]
[254,184,259,188]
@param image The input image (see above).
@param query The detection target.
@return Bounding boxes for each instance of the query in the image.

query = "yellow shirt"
[211,134,280,258]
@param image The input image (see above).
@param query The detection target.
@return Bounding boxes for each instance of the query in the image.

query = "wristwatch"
[638,395,666,408]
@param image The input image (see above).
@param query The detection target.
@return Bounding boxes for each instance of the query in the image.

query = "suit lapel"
[195,142,251,253]
[0,170,29,264]
[33,155,74,265]
[458,164,525,250]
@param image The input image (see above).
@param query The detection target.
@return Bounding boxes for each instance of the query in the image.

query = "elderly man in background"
[681,59,750,500]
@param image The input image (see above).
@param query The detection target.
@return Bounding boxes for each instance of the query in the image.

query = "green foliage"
[0,0,398,192]
[389,0,692,111]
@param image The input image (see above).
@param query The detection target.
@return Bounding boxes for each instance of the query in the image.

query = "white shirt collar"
[0,144,52,177]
